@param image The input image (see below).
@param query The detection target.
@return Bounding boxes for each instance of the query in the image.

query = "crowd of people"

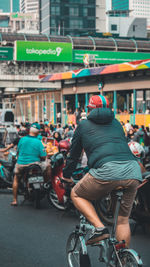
[13,120,76,143]
[122,120,150,148]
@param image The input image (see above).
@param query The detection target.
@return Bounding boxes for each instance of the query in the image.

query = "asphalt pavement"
[0,192,150,267]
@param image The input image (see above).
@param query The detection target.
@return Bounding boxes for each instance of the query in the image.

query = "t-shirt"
[89,160,142,182]
[17,135,47,165]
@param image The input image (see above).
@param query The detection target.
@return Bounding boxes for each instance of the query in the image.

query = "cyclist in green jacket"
[63,95,142,247]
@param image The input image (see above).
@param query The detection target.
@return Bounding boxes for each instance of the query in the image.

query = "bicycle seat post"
[111,189,124,238]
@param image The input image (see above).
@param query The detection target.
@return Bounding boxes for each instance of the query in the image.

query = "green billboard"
[73,50,150,64]
[15,41,72,62]
[0,47,13,61]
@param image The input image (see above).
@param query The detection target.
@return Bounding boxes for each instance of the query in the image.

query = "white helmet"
[128,141,145,159]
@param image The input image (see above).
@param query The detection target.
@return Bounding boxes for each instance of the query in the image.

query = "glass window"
[69,7,79,16]
[111,24,117,31]
[137,90,143,100]
[51,29,56,35]
[51,6,60,15]
[51,18,56,26]
[133,25,136,31]
[69,0,82,3]
[88,8,95,16]
[146,90,150,100]
[88,20,95,28]
[70,19,83,29]
[83,8,88,16]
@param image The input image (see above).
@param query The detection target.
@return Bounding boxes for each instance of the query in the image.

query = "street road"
[0,192,150,267]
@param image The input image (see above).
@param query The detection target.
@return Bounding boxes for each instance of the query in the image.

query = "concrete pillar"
[63,95,67,125]
[75,94,78,109]
[143,90,146,113]
[113,91,117,116]
[37,95,39,122]
[85,93,89,114]
[133,89,136,124]
[53,93,56,124]
[126,93,129,111]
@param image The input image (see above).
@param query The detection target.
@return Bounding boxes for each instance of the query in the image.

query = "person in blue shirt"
[11,123,51,206]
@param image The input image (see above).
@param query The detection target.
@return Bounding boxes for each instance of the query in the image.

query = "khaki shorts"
[73,173,140,217]
[14,159,51,178]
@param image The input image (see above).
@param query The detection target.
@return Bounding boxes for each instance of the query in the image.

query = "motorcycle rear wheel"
[47,187,67,210]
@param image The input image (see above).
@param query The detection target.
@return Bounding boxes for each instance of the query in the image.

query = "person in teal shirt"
[17,134,46,164]
[11,123,50,206]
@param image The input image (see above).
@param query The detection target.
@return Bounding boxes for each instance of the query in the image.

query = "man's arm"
[39,141,47,161]
[63,125,82,179]
[0,143,14,153]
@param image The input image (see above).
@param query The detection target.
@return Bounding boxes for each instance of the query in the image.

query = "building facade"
[0,12,39,33]
[40,0,100,36]
[129,0,150,30]
[96,0,107,33]
[20,0,39,13]
[111,0,150,29]
[108,17,147,38]
[112,0,129,11]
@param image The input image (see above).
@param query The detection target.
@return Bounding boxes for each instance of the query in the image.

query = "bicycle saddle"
[114,186,124,191]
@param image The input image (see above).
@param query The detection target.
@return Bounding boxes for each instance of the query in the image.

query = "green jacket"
[63,108,136,178]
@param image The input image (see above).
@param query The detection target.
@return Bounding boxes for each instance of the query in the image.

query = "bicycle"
[66,188,143,267]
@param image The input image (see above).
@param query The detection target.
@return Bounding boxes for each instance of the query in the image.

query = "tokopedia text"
[26,47,63,56]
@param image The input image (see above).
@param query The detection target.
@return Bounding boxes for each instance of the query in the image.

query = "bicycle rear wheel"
[66,232,91,267]
[117,249,143,267]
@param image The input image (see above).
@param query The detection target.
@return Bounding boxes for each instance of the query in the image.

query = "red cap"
[87,95,109,109]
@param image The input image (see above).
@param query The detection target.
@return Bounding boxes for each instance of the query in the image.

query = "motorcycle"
[47,151,88,211]
[0,149,16,189]
[19,163,47,209]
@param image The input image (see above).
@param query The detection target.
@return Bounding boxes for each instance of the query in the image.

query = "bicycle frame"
[66,188,143,267]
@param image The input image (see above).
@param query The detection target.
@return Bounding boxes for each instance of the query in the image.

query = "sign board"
[15,41,72,62]
[0,47,13,61]
[73,50,150,64]
[98,82,103,90]
[11,13,33,20]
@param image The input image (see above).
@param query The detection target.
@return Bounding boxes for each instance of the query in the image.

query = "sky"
[0,0,19,12]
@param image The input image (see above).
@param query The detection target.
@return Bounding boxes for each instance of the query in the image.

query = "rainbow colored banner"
[39,59,150,82]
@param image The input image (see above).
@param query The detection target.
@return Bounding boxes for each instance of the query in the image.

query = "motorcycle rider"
[63,95,142,247]
[11,123,51,206]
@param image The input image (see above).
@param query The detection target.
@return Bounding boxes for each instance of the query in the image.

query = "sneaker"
[86,227,110,245]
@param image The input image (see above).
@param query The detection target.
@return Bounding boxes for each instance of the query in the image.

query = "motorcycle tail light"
[115,241,125,250]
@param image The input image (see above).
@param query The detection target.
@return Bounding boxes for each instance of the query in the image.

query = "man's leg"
[116,216,130,248]
[45,164,51,182]
[116,179,140,248]
[71,189,104,228]
[41,160,51,183]
[11,175,18,205]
